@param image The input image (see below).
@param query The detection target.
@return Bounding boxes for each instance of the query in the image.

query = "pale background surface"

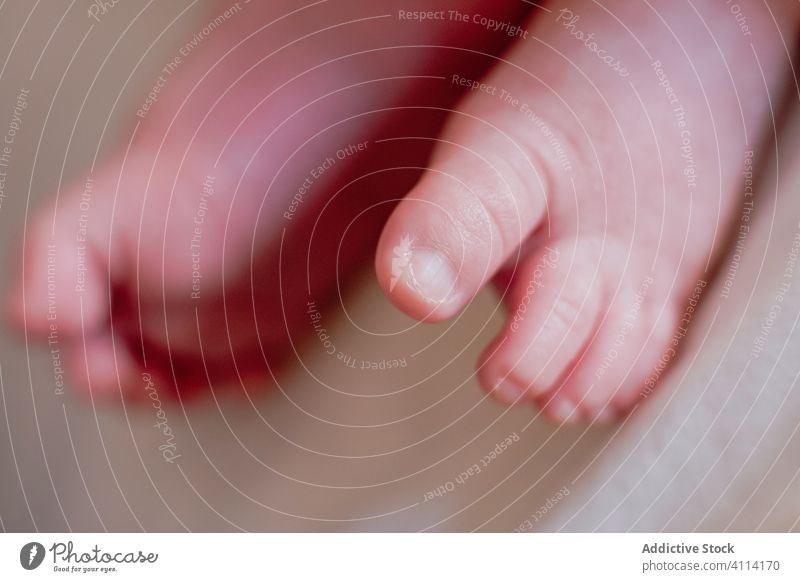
[1,1,798,532]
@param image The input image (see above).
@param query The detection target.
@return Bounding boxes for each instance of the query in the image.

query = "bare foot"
[376,0,797,421]
[10,0,526,397]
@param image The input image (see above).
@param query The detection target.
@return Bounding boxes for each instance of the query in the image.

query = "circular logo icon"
[20,542,46,570]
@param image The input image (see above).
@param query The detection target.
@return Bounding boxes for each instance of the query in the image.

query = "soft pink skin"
[11,1,799,422]
[375,1,799,421]
[10,0,525,398]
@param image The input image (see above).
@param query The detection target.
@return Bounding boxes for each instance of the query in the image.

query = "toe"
[375,94,554,322]
[479,236,606,406]
[63,329,140,397]
[10,186,114,338]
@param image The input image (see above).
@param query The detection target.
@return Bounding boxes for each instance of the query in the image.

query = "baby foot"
[11,0,526,397]
[376,0,797,421]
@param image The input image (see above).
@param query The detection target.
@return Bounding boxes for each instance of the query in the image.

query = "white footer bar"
[1,533,797,580]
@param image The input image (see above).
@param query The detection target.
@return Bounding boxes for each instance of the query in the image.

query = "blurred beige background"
[1,0,799,532]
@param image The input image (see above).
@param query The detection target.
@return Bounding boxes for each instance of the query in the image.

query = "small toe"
[479,237,606,406]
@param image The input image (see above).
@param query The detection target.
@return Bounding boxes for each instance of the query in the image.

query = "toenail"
[550,399,578,423]
[491,376,526,405]
[404,248,458,305]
